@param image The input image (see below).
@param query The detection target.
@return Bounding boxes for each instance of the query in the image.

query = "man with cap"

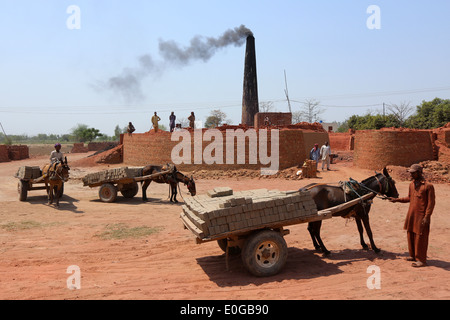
[389,164,436,267]
[50,143,64,164]
[309,143,321,169]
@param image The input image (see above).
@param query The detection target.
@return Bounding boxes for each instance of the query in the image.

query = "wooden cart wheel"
[120,182,139,198]
[99,183,117,203]
[18,180,28,201]
[241,230,288,277]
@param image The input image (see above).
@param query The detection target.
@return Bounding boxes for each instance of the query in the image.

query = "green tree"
[406,98,450,129]
[71,124,103,142]
[114,125,125,140]
[339,113,400,131]
[205,109,229,128]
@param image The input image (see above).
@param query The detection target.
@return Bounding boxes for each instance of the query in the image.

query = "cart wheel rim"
[102,188,112,198]
[255,241,280,269]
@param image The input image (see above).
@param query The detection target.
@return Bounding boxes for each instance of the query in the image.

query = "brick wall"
[354,130,434,169]
[329,132,354,151]
[434,128,450,148]
[302,131,330,154]
[0,145,9,162]
[0,145,29,162]
[123,128,325,171]
[71,143,89,153]
[254,112,292,128]
[8,145,29,160]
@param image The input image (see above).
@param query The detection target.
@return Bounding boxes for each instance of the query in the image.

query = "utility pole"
[284,70,292,113]
[0,122,11,144]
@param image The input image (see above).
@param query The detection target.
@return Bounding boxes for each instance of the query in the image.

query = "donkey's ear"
[383,167,389,177]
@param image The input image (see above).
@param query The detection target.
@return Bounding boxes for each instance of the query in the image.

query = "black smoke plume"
[100,25,252,103]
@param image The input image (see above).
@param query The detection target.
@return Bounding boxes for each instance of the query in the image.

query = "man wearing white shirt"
[50,143,64,164]
[320,141,331,171]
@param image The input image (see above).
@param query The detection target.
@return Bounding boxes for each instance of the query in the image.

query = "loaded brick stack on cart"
[82,167,144,203]
[180,187,331,277]
[181,187,319,240]
[82,166,175,203]
[15,166,47,201]
[82,167,143,186]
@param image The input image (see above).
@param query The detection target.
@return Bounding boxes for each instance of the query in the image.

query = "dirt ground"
[0,151,448,300]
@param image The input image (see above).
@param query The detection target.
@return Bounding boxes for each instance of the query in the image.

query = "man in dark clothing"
[169,112,176,133]
[127,122,135,135]
[188,112,195,129]
[389,164,435,267]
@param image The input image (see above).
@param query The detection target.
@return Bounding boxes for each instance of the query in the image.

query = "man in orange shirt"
[389,164,435,267]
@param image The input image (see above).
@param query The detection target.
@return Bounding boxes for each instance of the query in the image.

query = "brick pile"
[354,129,434,169]
[7,145,29,160]
[329,132,355,151]
[122,130,329,171]
[181,187,318,239]
[300,160,317,178]
[87,141,119,151]
[254,112,292,128]
[71,143,89,153]
[0,145,9,162]
[82,166,143,186]
[15,166,41,179]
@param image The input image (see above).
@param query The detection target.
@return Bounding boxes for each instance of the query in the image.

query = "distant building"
[321,122,339,132]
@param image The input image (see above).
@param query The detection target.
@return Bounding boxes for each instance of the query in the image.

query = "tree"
[113,125,127,140]
[205,109,229,128]
[291,111,303,124]
[387,101,414,127]
[259,101,275,113]
[340,113,401,130]
[71,124,103,142]
[405,98,450,129]
[294,99,323,123]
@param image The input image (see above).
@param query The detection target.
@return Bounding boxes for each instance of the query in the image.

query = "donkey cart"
[181,187,374,277]
[14,166,60,201]
[82,166,173,203]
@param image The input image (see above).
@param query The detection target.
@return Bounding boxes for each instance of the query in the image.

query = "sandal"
[412,261,426,267]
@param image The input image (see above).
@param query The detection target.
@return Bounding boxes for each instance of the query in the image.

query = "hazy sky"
[1,0,449,136]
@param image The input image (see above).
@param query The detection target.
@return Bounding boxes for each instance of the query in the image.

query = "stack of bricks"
[82,166,143,186]
[181,187,318,239]
[354,130,434,170]
[301,160,317,178]
[15,166,41,180]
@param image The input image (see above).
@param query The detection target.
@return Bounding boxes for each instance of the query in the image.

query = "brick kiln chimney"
[241,34,259,127]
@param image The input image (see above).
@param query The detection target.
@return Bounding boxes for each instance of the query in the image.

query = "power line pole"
[284,70,292,113]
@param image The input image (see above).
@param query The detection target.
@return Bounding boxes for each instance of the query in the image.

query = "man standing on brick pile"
[151,112,161,133]
[388,164,436,267]
[169,111,176,133]
[309,143,320,170]
[188,111,195,129]
[320,141,332,171]
[127,122,135,135]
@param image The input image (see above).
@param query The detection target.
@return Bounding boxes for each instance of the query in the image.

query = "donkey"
[42,157,70,207]
[301,168,398,255]
[141,164,196,203]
